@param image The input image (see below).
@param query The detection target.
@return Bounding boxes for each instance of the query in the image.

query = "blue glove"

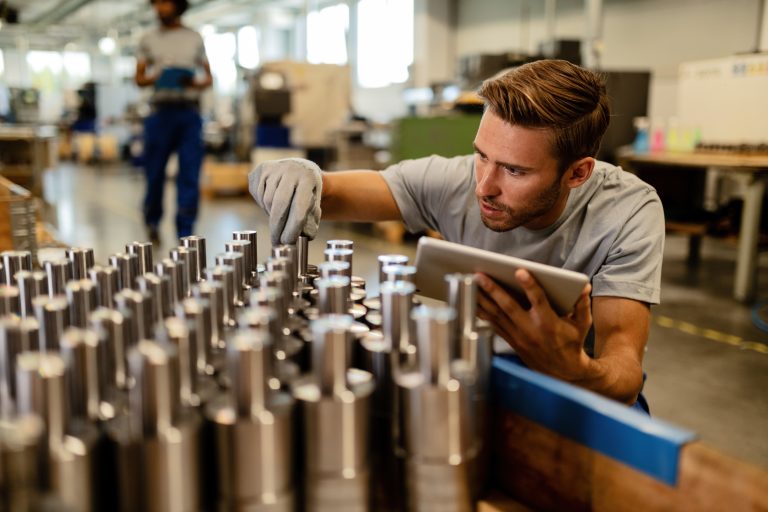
[248,158,323,245]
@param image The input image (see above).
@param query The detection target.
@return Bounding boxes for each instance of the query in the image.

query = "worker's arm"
[475,269,647,404]
[189,61,213,90]
[321,170,402,221]
[135,59,155,87]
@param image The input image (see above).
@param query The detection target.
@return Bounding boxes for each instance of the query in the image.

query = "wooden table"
[618,149,768,303]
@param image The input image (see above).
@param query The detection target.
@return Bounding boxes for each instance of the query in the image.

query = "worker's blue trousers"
[142,105,204,238]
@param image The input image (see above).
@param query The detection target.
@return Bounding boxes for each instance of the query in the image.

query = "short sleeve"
[195,33,209,66]
[380,155,473,234]
[136,35,151,64]
[591,193,665,304]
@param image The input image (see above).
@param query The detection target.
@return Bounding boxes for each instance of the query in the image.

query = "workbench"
[618,149,768,303]
[0,125,58,197]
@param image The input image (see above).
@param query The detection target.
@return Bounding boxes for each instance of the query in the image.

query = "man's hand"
[248,158,322,245]
[475,269,594,382]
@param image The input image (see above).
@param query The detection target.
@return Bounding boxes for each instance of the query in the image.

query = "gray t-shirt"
[381,154,664,305]
[137,26,208,105]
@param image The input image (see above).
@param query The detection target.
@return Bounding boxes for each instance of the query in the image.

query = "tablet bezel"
[413,237,590,315]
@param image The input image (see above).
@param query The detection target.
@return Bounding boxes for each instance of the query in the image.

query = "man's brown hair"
[478,59,610,173]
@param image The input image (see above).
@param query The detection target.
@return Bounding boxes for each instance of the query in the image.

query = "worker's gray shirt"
[381,154,664,305]
[137,26,207,105]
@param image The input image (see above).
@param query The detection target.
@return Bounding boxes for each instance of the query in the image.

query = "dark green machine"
[390,115,482,162]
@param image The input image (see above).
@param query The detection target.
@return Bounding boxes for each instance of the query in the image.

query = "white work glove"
[248,158,323,245]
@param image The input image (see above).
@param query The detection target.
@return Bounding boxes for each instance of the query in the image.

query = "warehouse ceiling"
[0,0,304,50]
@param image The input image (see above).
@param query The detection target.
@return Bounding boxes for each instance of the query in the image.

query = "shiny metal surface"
[109,253,140,291]
[88,265,120,309]
[207,265,237,327]
[44,258,74,298]
[137,273,172,326]
[65,279,99,328]
[113,289,153,345]
[177,298,215,378]
[32,296,69,352]
[316,276,350,315]
[155,258,185,307]
[260,270,291,314]
[67,247,96,280]
[377,254,409,288]
[14,270,47,319]
[382,264,417,284]
[171,246,199,292]
[0,317,40,409]
[216,252,246,306]
[126,242,154,276]
[205,329,295,511]
[89,307,130,392]
[191,280,226,352]
[324,248,353,279]
[157,317,200,409]
[0,285,20,317]
[297,235,310,277]
[1,251,33,287]
[59,327,111,422]
[0,413,45,512]
[180,235,207,281]
[227,240,254,286]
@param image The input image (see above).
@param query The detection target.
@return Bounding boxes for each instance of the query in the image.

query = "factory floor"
[41,162,768,469]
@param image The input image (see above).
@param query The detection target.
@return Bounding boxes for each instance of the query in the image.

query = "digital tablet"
[413,237,590,315]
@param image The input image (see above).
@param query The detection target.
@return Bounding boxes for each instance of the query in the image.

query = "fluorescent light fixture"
[98,36,116,55]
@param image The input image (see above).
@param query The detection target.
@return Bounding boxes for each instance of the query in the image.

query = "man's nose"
[476,163,500,197]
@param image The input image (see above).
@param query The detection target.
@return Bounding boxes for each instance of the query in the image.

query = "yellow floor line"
[654,315,768,355]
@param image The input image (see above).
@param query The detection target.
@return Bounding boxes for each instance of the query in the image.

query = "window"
[0,49,4,76]
[237,26,260,70]
[307,3,349,65]
[62,51,91,86]
[204,32,237,95]
[357,0,413,88]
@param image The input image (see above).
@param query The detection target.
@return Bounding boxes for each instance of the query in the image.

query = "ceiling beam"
[26,0,96,27]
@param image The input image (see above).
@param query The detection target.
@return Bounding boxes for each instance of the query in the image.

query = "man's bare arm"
[135,59,155,87]
[321,170,403,222]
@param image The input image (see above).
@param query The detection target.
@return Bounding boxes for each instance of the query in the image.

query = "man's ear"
[564,157,595,189]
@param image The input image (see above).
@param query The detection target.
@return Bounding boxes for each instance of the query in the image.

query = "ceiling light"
[98,36,116,55]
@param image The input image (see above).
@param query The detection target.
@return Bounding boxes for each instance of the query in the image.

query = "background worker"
[248,60,665,413]
[135,0,213,241]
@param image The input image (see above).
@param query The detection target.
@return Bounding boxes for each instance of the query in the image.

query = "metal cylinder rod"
[318,261,349,279]
[228,329,273,416]
[326,240,353,251]
[382,264,417,284]
[0,316,39,408]
[15,351,69,447]
[128,340,177,437]
[15,270,47,319]
[297,235,310,277]
[2,251,33,286]
[59,327,106,423]
[33,295,70,352]
[89,307,130,392]
[171,246,198,292]
[227,240,255,283]
[44,258,73,298]
[266,257,295,301]
[312,314,352,397]
[258,273,290,316]
[412,306,456,387]
[158,317,198,409]
[177,298,213,377]
[249,287,287,337]
[377,254,409,288]
[180,236,207,281]
[155,258,184,306]
[109,253,139,291]
[381,281,417,364]
[0,285,20,316]
[206,265,236,327]
[216,252,246,305]
[88,265,120,309]
[65,279,99,328]
[126,242,154,277]
[446,274,477,348]
[316,276,349,315]
[324,248,353,279]
[137,273,171,327]
[232,230,257,269]
[191,281,225,352]
[273,244,298,281]
[67,247,96,280]
[114,289,153,345]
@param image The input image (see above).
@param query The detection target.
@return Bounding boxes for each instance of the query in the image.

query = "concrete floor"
[41,163,768,469]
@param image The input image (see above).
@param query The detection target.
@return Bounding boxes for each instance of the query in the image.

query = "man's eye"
[475,151,488,161]
[504,167,524,176]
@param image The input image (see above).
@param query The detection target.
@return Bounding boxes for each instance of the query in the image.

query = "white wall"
[455,0,761,120]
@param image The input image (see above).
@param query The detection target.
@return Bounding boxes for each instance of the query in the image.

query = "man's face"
[153,0,179,25]
[473,110,569,232]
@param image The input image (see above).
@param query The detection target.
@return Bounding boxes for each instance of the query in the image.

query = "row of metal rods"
[0,233,492,512]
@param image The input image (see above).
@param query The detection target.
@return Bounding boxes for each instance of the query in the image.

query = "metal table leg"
[733,176,766,302]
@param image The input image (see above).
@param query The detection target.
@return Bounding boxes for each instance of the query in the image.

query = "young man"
[249,60,664,410]
[135,0,213,240]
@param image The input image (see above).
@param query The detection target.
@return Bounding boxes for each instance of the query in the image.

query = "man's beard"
[478,178,563,232]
